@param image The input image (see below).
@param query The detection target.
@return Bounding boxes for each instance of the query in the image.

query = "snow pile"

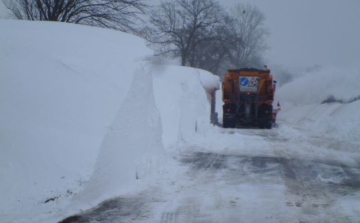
[0,20,154,222]
[152,65,219,151]
[277,66,360,143]
[278,66,360,106]
[0,20,220,223]
[70,66,165,212]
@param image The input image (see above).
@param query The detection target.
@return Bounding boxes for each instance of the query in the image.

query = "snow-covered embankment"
[277,67,360,143]
[0,20,219,223]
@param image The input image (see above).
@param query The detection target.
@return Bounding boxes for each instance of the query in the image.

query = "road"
[59,125,360,223]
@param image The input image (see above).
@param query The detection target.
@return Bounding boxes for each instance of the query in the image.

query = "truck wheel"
[258,123,264,129]
[223,118,235,128]
[265,121,272,129]
[259,120,272,129]
[223,120,228,128]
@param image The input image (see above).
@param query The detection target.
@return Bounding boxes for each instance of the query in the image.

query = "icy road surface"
[60,124,360,223]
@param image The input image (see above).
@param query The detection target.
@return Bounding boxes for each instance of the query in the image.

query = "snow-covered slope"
[277,66,359,106]
[0,20,219,223]
[277,66,360,143]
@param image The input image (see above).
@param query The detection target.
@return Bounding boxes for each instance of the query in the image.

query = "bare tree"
[227,3,269,68]
[144,0,226,66]
[143,1,269,79]
[3,0,148,32]
[190,16,236,75]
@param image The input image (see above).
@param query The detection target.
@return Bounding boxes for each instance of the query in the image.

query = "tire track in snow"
[160,212,177,223]
[157,153,221,223]
[180,151,360,222]
[277,155,360,222]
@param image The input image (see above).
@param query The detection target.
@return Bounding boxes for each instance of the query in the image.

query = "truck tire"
[259,120,272,129]
[223,118,235,128]
[223,119,229,128]
[259,104,273,129]
[265,121,272,129]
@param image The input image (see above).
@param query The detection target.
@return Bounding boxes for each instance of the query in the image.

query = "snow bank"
[277,66,360,145]
[152,65,219,151]
[277,66,360,106]
[70,66,164,212]
[0,20,220,223]
[0,20,152,223]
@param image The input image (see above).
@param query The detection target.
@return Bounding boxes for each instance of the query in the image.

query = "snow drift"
[277,66,360,143]
[0,20,219,223]
[70,66,165,212]
[277,66,360,106]
[152,65,219,150]
[0,20,153,222]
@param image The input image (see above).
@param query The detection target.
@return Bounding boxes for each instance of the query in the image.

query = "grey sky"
[2,0,359,69]
[221,0,360,69]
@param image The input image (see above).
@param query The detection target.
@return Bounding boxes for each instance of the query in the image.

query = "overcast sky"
[2,0,360,69]
[217,0,360,69]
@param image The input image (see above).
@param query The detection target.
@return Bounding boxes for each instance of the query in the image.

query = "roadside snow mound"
[0,20,152,223]
[278,66,359,106]
[152,65,219,151]
[70,66,164,212]
[0,20,220,223]
[277,66,360,143]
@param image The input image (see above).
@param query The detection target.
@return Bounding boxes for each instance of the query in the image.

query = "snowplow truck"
[222,67,276,129]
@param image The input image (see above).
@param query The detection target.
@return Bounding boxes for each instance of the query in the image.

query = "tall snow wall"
[71,65,164,209]
[0,20,152,222]
[152,65,220,152]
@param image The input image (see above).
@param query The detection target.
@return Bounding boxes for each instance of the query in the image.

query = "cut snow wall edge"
[62,65,220,218]
[69,64,164,211]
